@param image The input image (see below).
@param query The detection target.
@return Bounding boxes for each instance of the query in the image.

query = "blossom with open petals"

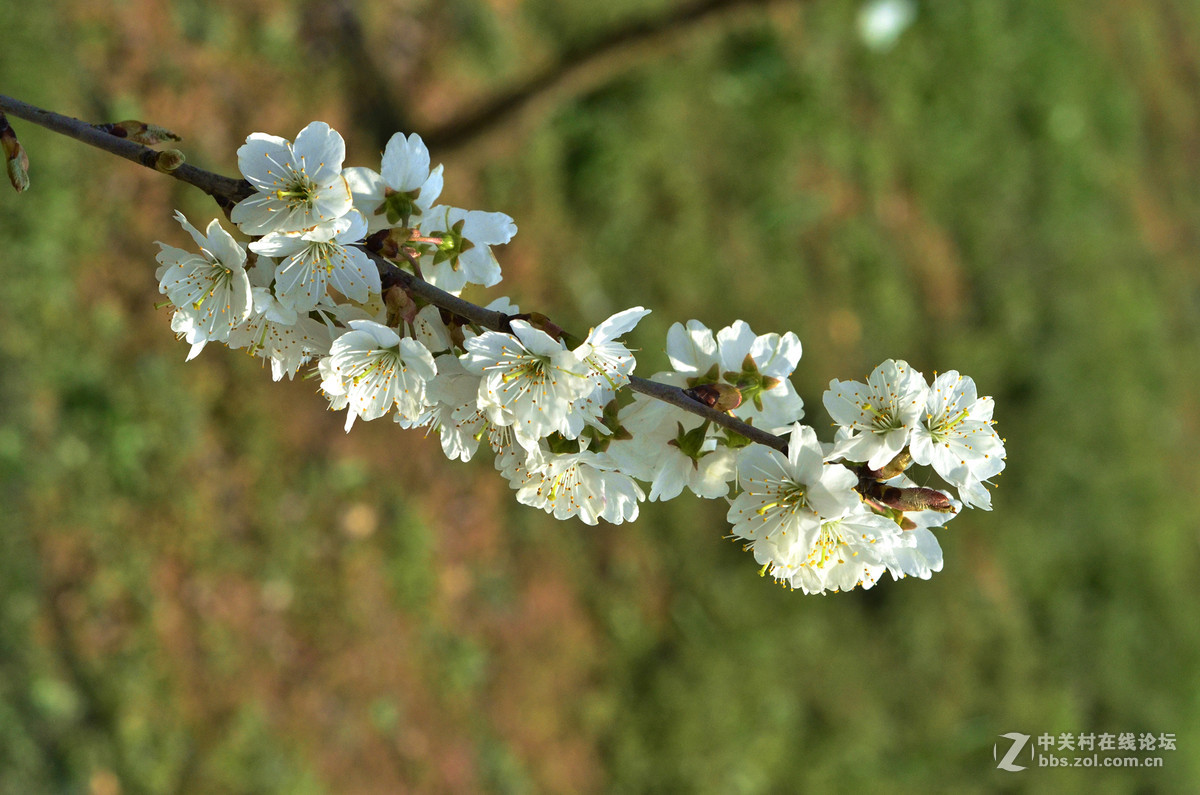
[249,211,379,312]
[727,424,862,580]
[558,307,652,438]
[577,307,650,398]
[665,320,805,432]
[781,508,905,594]
[419,205,516,294]
[321,320,437,431]
[460,320,593,442]
[909,370,1005,509]
[344,132,444,233]
[824,359,929,470]
[231,122,353,235]
[606,392,738,501]
[226,286,331,380]
[509,447,644,525]
[155,211,252,356]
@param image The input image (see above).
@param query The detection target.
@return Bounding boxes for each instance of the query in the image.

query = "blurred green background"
[3,0,1199,792]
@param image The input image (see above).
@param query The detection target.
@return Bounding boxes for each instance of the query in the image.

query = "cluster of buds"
[154,121,1005,595]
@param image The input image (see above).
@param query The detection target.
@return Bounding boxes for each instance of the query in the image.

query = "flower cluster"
[154,121,1005,595]
[727,360,1004,594]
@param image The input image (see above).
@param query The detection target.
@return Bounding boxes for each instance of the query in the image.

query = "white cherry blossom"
[231,122,353,235]
[715,320,805,430]
[909,370,1005,509]
[156,211,252,354]
[418,205,517,294]
[824,359,929,470]
[321,320,437,431]
[460,320,593,442]
[249,210,379,312]
[557,306,652,439]
[727,424,863,579]
[227,286,331,380]
[145,118,1008,596]
[665,320,805,432]
[576,307,650,399]
[343,131,444,232]
[606,390,738,501]
[425,355,502,462]
[509,447,644,525]
[780,508,906,594]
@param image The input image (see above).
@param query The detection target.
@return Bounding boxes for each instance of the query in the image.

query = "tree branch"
[2,94,788,455]
[369,249,788,453]
[0,94,252,205]
[419,0,792,154]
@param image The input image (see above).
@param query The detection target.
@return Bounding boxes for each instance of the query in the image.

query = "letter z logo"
[994,732,1031,771]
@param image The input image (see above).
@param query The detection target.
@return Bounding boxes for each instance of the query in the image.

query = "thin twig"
[0,94,251,204]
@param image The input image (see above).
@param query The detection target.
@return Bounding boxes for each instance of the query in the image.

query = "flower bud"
[154,149,185,172]
[0,113,28,192]
[365,228,412,262]
[875,484,956,513]
[872,449,912,480]
[684,382,743,412]
[384,285,418,327]
[97,120,181,145]
[6,143,29,192]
